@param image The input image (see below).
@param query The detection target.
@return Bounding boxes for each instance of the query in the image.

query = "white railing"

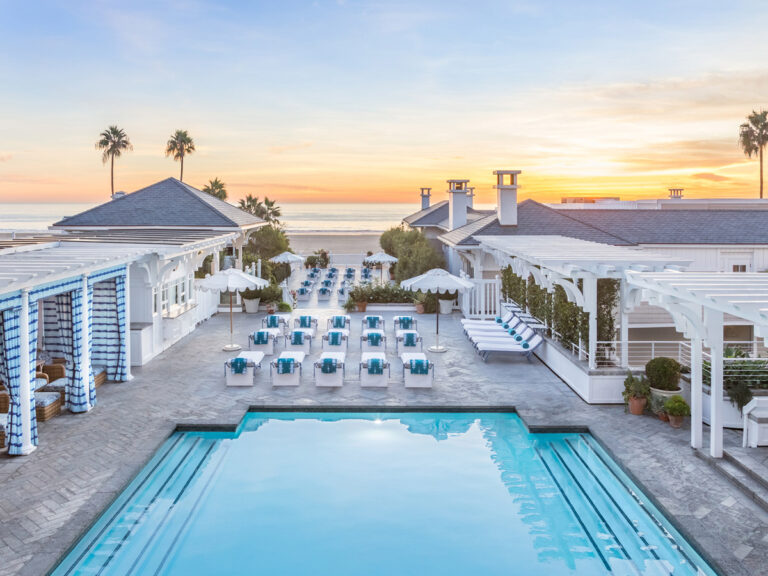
[592,341,692,370]
[460,277,501,319]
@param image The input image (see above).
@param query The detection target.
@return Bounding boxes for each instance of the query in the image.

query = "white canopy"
[365,252,398,264]
[400,268,474,294]
[198,268,269,293]
[270,251,305,264]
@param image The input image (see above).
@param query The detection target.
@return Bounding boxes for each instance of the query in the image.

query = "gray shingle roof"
[53,178,264,229]
[440,200,633,246]
[404,201,494,230]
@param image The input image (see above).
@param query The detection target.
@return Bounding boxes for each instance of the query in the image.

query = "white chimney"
[420,187,431,210]
[668,187,684,199]
[494,170,521,226]
[467,186,475,208]
[447,179,470,230]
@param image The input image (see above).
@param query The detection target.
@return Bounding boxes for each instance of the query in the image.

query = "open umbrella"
[400,268,474,353]
[270,251,305,265]
[198,268,269,351]
[364,251,398,282]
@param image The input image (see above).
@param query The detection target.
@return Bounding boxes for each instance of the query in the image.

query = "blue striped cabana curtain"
[0,305,27,454]
[89,267,128,382]
[42,299,65,358]
[70,285,94,412]
[26,300,39,446]
[53,293,76,409]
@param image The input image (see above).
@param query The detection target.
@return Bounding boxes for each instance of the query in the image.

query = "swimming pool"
[53,412,717,575]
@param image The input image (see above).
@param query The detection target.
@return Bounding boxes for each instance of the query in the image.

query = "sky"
[1,0,768,205]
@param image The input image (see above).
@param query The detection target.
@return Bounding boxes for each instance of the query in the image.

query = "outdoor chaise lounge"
[322,330,349,351]
[249,330,277,355]
[294,315,318,336]
[361,328,386,350]
[297,287,311,301]
[225,352,264,387]
[393,316,416,331]
[400,352,433,388]
[263,314,288,334]
[474,333,544,361]
[362,315,384,330]
[285,329,313,354]
[463,316,525,337]
[395,330,423,353]
[271,351,305,387]
[470,325,536,347]
[314,352,345,387]
[360,352,389,387]
[318,287,332,300]
[35,391,62,422]
[327,315,351,331]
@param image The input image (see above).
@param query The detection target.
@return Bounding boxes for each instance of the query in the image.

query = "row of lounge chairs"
[461,307,544,361]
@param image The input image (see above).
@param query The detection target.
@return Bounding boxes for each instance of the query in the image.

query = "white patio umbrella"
[400,268,474,353]
[198,268,269,351]
[365,252,398,282]
[269,251,305,265]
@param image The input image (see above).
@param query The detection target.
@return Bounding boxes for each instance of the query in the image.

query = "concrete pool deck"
[1,308,766,576]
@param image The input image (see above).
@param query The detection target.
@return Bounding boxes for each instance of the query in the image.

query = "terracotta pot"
[668,415,684,428]
[356,301,368,313]
[266,305,276,314]
[414,303,425,314]
[657,411,669,422]
[628,396,647,416]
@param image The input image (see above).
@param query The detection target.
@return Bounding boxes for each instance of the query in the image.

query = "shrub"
[304,255,318,269]
[241,284,282,304]
[622,372,650,404]
[277,301,292,313]
[348,283,414,304]
[663,395,690,417]
[645,357,681,391]
[379,226,445,283]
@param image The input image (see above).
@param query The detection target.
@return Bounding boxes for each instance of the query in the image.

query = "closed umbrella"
[198,268,269,351]
[400,268,474,353]
[270,251,305,265]
[364,252,398,282]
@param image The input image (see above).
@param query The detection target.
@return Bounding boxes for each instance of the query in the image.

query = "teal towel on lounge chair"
[410,358,429,375]
[367,332,382,347]
[291,331,304,346]
[514,334,523,342]
[277,358,295,374]
[299,316,312,328]
[366,316,379,328]
[398,316,413,330]
[266,315,279,328]
[368,358,383,375]
[403,332,417,347]
[253,331,269,345]
[495,316,503,323]
[508,328,516,335]
[230,357,248,374]
[298,288,308,295]
[321,358,337,374]
[328,331,342,346]
[332,316,346,329]
[521,341,530,349]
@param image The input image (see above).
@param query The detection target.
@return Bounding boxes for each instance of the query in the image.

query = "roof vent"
[668,188,684,199]
[112,191,127,200]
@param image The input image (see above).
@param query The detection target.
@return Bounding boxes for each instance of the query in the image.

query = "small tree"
[202,177,227,200]
[739,110,768,199]
[165,130,195,182]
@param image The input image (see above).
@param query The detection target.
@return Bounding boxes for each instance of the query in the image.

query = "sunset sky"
[1,0,768,205]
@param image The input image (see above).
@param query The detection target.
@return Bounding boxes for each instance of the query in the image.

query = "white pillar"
[257,259,262,278]
[80,275,93,411]
[706,309,724,458]
[211,250,220,274]
[584,276,598,370]
[620,311,629,368]
[123,267,133,381]
[690,336,703,449]
[17,290,36,455]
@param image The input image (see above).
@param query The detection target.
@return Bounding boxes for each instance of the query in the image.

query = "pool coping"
[47,404,726,576]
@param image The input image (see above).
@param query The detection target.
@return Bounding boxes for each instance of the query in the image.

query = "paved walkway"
[1,308,767,575]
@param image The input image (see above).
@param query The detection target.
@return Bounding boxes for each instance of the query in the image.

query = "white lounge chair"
[224,352,263,387]
[285,329,313,354]
[400,352,433,388]
[361,328,386,351]
[293,315,318,336]
[362,315,384,330]
[461,311,514,328]
[322,330,349,351]
[249,330,277,355]
[315,352,345,387]
[464,317,525,337]
[327,315,351,331]
[360,352,389,387]
[393,315,417,331]
[262,314,287,333]
[474,334,544,361]
[395,330,423,353]
[296,287,311,301]
[271,351,305,386]
[470,325,536,346]
[317,287,332,300]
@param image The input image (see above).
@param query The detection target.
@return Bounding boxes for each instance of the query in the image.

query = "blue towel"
[338,288,345,296]
[323,280,332,287]
[298,288,307,295]
[332,316,346,329]
[502,323,509,329]
[328,331,342,346]
[514,334,523,342]
[321,358,337,374]
[495,316,503,323]
[302,280,311,286]
[366,316,379,328]
[299,316,312,328]
[312,267,320,273]
[508,328,516,335]
[277,358,295,374]
[253,331,269,345]
[266,315,279,328]
[368,358,383,375]
[291,331,304,346]
[230,357,248,374]
[368,332,382,346]
[410,359,429,375]
[320,288,329,295]
[404,332,417,347]
[522,341,530,349]
[398,317,413,330]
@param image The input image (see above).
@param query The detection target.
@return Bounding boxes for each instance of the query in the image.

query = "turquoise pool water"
[53,412,717,576]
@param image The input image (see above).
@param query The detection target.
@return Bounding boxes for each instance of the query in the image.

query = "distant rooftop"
[403,200,493,231]
[53,178,264,230]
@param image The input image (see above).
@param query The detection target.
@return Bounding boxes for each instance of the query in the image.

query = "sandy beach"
[287,232,382,256]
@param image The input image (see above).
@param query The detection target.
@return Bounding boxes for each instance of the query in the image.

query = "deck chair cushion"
[409,359,429,375]
[253,331,270,345]
[403,332,417,347]
[277,358,295,374]
[328,331,343,346]
[321,358,337,374]
[266,315,280,328]
[230,357,248,374]
[366,316,379,328]
[332,316,346,329]
[398,317,413,329]
[291,332,304,346]
[368,358,384,375]
[299,316,313,328]
[368,332,382,347]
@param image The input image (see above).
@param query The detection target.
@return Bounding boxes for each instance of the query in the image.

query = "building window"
[733,264,747,273]
[152,288,158,314]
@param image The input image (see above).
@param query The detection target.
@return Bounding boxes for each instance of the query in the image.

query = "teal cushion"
[366,316,379,328]
[299,316,312,328]
[277,358,295,374]
[368,358,383,375]
[515,334,523,342]
[321,358,337,374]
[398,317,412,329]
[522,341,530,349]
[253,331,269,345]
[495,317,502,323]
[328,331,342,346]
[266,315,279,328]
[409,359,429,375]
[332,316,346,328]
[368,332,382,347]
[404,332,417,347]
[291,331,304,346]
[230,357,248,374]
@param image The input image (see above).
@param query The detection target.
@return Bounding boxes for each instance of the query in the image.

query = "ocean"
[0,202,425,233]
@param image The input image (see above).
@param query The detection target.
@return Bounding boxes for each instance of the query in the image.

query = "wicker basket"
[0,392,8,414]
[0,429,5,450]
[36,396,62,422]
[43,364,66,381]
[94,370,107,388]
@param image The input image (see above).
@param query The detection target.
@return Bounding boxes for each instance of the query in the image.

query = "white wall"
[637,245,768,273]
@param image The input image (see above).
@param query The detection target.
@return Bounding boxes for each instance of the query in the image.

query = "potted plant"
[241,288,261,314]
[413,293,426,314]
[664,395,690,428]
[277,301,292,313]
[348,284,369,312]
[622,372,650,415]
[343,299,356,313]
[645,357,682,415]
[438,291,456,315]
[260,284,282,314]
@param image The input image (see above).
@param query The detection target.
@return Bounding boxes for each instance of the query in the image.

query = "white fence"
[460,277,501,319]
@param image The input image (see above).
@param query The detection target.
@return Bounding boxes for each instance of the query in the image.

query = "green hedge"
[379,226,445,283]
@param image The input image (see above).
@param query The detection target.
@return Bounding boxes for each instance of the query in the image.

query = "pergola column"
[17,290,36,455]
[705,309,724,458]
[79,275,94,412]
[583,276,598,369]
[690,335,703,449]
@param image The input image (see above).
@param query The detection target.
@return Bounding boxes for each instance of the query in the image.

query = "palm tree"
[739,110,768,198]
[95,126,133,197]
[262,197,282,224]
[165,129,195,182]
[238,194,264,217]
[202,177,227,200]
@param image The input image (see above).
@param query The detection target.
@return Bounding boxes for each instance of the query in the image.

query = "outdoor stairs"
[696,446,768,514]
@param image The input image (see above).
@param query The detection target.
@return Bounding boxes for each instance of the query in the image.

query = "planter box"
[243,298,260,314]
[366,304,417,312]
[438,300,454,314]
[702,388,744,429]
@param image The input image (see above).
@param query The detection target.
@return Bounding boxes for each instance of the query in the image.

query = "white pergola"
[626,271,768,458]
[474,235,690,368]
